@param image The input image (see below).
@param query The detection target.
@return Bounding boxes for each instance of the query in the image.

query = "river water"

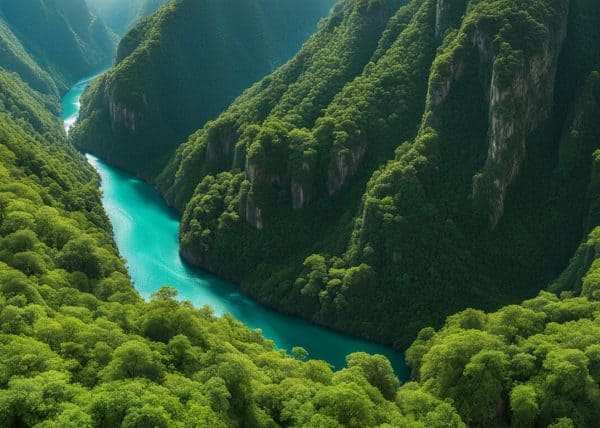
[61,74,408,377]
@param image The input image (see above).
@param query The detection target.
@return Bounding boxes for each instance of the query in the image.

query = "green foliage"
[100,340,165,382]
[71,0,336,176]
[132,0,600,352]
[346,352,400,400]
[6,1,600,425]
[0,0,116,96]
[407,289,600,426]
[0,34,464,426]
[146,0,443,348]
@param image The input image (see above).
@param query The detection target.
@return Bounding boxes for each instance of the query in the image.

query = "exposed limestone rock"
[327,143,367,195]
[291,180,305,210]
[106,86,147,135]
[435,0,468,39]
[243,193,263,230]
[476,7,568,229]
[206,126,236,170]
[243,160,282,229]
[246,162,283,188]
[291,160,315,210]
[108,99,138,133]
[424,57,465,129]
[425,1,569,228]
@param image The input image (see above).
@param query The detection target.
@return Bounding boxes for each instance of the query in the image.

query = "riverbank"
[62,74,408,378]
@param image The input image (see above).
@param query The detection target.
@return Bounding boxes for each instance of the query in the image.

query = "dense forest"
[4,58,600,424]
[74,0,600,348]
[3,0,600,426]
[71,0,336,177]
[0,2,461,426]
[0,66,430,426]
[0,0,116,96]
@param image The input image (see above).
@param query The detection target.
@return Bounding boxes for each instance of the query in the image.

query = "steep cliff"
[75,0,600,347]
[71,0,335,177]
[0,9,465,428]
[159,0,442,339]
[160,0,430,207]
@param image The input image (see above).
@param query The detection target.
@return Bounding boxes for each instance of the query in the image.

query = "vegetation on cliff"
[0,7,459,426]
[143,0,600,348]
[71,0,336,176]
[3,0,600,425]
[0,33,469,428]
[0,0,116,96]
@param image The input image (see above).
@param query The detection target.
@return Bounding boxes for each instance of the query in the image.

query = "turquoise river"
[61,74,407,377]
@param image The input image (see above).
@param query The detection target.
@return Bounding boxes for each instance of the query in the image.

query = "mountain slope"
[2,52,597,426]
[141,0,600,348]
[3,0,600,425]
[71,0,336,177]
[0,3,466,426]
[0,17,58,97]
[85,0,167,35]
[0,67,442,427]
[0,0,116,95]
[405,258,600,427]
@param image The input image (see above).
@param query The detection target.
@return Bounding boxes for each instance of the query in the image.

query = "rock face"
[434,0,467,39]
[291,160,315,210]
[244,195,264,230]
[327,143,367,195]
[473,5,569,228]
[152,0,600,349]
[427,0,569,228]
[72,0,336,178]
[206,128,236,171]
[108,94,142,134]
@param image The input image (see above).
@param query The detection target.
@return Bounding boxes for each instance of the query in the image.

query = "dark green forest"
[3,0,600,426]
[81,0,599,350]
[0,2,461,426]
[71,0,336,177]
[0,0,116,96]
[0,68,431,425]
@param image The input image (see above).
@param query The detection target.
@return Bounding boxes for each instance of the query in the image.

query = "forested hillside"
[131,0,600,349]
[2,61,599,425]
[0,66,457,427]
[405,251,600,427]
[71,0,336,177]
[0,3,464,426]
[0,0,116,96]
[4,0,600,426]
[85,0,167,35]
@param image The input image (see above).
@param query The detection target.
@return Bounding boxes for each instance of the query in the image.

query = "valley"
[1,0,600,426]
[62,73,407,374]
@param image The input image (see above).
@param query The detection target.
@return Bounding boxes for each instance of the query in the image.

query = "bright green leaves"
[58,237,103,278]
[346,352,400,400]
[408,290,600,426]
[510,384,539,427]
[0,335,63,386]
[101,341,165,383]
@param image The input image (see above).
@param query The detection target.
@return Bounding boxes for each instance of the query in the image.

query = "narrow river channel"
[62,74,407,377]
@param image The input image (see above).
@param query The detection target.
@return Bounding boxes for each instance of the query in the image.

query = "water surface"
[62,70,107,132]
[62,75,408,377]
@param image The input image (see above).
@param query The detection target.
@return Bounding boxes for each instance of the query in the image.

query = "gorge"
[62,74,407,375]
[3,0,600,425]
